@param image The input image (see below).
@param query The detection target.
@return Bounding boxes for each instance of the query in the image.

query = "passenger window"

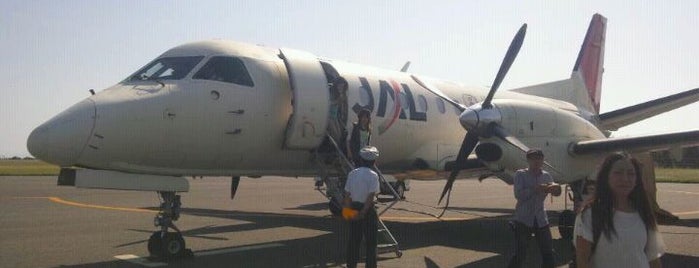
[417,94,428,112]
[435,97,446,114]
[128,56,204,81]
[193,56,254,87]
[398,91,409,111]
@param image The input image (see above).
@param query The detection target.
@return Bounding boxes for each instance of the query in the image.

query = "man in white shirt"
[344,146,380,268]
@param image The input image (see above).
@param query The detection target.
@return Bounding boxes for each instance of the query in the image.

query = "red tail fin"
[572,14,607,113]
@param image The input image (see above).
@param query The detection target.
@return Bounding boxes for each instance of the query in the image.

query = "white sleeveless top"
[574,209,665,268]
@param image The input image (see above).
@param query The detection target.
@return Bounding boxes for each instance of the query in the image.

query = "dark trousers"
[508,221,554,268]
[347,204,377,268]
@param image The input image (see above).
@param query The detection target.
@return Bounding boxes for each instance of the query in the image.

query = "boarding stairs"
[315,134,402,258]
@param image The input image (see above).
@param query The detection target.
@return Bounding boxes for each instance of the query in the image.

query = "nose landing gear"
[147,191,193,260]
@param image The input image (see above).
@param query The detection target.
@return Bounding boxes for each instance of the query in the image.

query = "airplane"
[26,13,699,258]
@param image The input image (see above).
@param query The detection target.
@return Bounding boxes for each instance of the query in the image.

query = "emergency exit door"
[279,48,330,149]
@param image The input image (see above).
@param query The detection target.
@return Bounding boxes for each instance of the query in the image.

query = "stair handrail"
[325,134,355,171]
[372,164,402,216]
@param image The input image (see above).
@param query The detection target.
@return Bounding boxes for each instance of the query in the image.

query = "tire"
[147,232,163,257]
[161,232,186,259]
[558,209,576,241]
[395,183,406,199]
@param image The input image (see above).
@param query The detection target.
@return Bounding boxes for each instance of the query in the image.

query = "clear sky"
[1,0,697,157]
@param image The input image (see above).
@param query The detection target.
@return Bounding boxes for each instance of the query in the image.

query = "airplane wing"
[570,129,699,155]
[598,87,699,131]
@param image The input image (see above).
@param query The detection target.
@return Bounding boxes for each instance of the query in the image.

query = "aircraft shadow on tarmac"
[57,207,699,268]
[666,217,699,228]
[284,201,330,212]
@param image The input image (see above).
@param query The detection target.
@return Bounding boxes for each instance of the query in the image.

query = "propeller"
[433,24,528,208]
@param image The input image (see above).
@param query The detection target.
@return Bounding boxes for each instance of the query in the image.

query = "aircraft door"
[279,48,330,149]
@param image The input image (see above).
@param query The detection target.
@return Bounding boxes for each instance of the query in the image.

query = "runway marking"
[47,197,157,213]
[658,190,699,215]
[114,254,166,267]
[672,210,699,216]
[380,216,474,221]
[44,197,321,218]
[660,189,699,196]
[42,195,699,219]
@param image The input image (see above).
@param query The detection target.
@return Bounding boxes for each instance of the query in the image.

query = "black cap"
[526,148,544,158]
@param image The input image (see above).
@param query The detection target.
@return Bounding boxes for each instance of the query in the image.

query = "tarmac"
[1,176,698,267]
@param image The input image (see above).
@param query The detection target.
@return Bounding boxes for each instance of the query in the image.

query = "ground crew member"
[509,148,561,268]
[344,146,380,268]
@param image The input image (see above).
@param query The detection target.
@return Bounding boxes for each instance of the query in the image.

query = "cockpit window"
[128,56,204,81]
[193,56,254,87]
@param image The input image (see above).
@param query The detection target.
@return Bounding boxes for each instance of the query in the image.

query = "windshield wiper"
[139,74,165,87]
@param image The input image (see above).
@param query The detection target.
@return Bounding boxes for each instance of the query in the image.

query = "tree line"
[0,156,35,160]
[651,146,699,168]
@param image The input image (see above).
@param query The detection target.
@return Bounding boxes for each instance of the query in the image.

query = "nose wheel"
[147,192,192,260]
[148,231,188,259]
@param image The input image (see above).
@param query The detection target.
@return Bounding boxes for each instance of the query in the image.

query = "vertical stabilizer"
[572,14,607,113]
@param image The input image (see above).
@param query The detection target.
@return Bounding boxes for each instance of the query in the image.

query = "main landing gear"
[558,181,584,241]
[147,191,193,260]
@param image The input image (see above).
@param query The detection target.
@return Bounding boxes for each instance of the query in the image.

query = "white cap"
[359,146,379,161]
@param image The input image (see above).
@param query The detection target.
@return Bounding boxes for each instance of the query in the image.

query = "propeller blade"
[230,176,241,200]
[482,24,527,109]
[439,131,479,204]
[490,123,530,152]
[412,75,467,112]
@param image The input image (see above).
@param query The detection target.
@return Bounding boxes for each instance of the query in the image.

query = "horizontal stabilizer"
[599,87,699,130]
[570,130,699,155]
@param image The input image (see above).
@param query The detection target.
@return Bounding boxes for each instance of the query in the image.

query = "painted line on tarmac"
[380,216,472,221]
[672,210,699,216]
[660,189,699,196]
[45,197,314,218]
[114,254,166,267]
[47,197,157,213]
[658,190,699,215]
[43,195,699,219]
[43,196,471,220]
[114,243,285,267]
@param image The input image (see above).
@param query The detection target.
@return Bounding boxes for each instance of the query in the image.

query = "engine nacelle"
[475,140,527,172]
[492,99,602,140]
[475,142,503,162]
[475,99,607,183]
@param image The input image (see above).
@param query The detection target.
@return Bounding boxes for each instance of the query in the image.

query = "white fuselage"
[27,40,606,183]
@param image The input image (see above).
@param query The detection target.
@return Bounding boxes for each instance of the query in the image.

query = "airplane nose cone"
[27,99,96,166]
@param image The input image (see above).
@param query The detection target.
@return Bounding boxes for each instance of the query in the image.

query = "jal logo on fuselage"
[351,77,426,134]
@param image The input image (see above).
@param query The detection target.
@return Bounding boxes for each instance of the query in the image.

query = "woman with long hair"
[574,153,665,268]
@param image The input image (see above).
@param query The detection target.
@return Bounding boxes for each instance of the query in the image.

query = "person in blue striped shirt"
[508,148,561,268]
